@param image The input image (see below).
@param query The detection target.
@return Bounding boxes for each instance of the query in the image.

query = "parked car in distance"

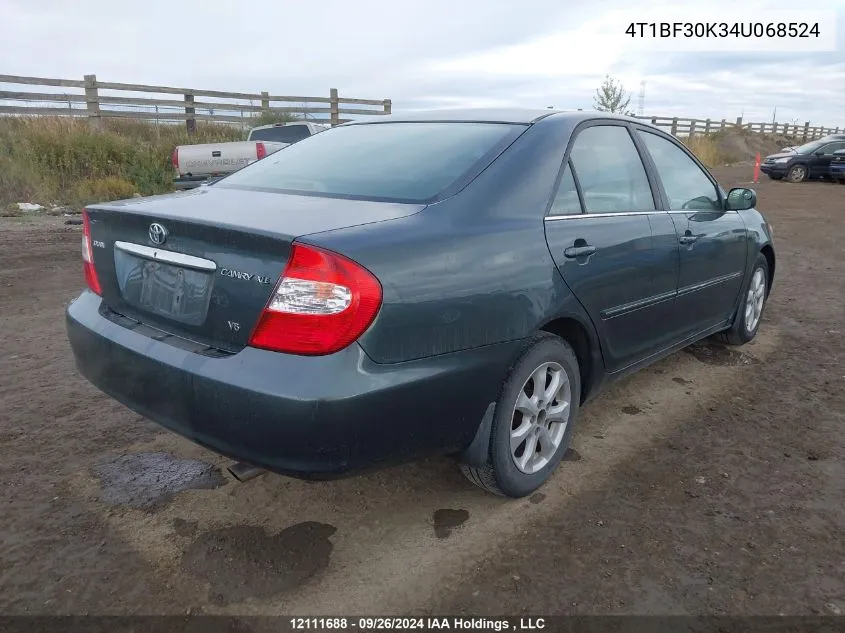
[761,136,845,182]
[67,109,776,498]
[172,121,329,190]
[831,149,845,183]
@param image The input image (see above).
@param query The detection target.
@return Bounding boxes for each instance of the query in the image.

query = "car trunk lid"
[85,186,423,353]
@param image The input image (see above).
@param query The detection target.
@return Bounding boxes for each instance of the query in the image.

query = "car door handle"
[564,245,597,258]
[679,232,699,245]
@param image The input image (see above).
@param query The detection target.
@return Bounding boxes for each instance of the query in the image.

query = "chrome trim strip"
[545,209,730,221]
[113,241,217,272]
[545,211,654,220]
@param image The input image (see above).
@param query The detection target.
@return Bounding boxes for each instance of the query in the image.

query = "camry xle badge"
[220,268,274,284]
[148,223,168,245]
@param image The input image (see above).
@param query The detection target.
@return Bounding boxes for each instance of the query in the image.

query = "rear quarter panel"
[299,117,596,366]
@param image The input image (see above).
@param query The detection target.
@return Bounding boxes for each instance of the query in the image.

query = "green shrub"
[250,111,298,127]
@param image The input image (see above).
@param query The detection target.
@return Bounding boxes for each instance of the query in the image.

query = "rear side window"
[548,161,582,215]
[249,125,313,143]
[218,122,524,202]
[638,131,721,211]
[568,125,655,213]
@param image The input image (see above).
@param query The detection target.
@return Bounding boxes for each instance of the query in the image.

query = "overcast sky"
[2,0,843,125]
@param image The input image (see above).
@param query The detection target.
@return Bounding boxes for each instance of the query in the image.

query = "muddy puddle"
[93,452,226,510]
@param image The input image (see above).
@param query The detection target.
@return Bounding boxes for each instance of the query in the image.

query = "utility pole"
[772,106,777,123]
[637,80,646,117]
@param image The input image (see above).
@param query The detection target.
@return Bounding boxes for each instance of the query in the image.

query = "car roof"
[344,108,639,125]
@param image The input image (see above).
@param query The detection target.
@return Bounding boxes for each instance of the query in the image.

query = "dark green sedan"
[66,109,775,498]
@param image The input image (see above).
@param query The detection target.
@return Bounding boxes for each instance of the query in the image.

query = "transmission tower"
[637,80,646,117]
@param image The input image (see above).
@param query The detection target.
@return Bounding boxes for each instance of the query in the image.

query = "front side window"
[793,140,826,154]
[568,125,655,213]
[818,142,845,155]
[217,122,525,202]
[638,131,721,211]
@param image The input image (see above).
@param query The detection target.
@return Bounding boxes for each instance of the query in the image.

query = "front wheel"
[460,334,581,498]
[787,164,807,183]
[717,253,769,346]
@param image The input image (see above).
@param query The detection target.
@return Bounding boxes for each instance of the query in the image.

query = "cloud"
[1,0,843,125]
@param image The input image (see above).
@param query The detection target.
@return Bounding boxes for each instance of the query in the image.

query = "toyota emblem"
[148,223,168,245]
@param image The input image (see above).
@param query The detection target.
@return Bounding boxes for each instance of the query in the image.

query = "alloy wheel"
[510,362,572,474]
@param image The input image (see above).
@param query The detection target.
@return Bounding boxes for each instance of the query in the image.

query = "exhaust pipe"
[227,461,266,482]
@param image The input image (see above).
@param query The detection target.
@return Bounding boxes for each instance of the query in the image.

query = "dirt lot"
[1,165,843,617]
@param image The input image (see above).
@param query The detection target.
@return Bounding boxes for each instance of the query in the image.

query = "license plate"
[114,251,213,326]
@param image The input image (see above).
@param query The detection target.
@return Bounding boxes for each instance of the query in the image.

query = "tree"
[593,75,633,115]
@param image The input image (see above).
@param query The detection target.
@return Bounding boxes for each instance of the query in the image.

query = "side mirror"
[814,151,825,156]
[725,187,756,211]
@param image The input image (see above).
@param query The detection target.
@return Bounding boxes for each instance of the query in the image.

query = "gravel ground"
[0,166,842,617]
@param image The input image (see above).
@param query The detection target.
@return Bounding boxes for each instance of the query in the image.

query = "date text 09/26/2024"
[290,617,546,631]
[625,22,821,38]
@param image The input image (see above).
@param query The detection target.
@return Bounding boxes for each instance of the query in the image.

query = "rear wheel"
[460,333,581,498]
[717,253,769,346]
[786,164,808,183]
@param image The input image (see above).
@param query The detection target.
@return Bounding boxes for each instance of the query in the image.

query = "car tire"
[786,164,808,183]
[717,253,769,346]
[460,333,581,498]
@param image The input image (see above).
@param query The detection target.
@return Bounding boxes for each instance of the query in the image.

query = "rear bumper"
[66,291,517,478]
[173,176,211,190]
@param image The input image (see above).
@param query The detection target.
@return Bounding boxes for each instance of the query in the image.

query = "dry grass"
[684,127,801,167]
[0,116,243,208]
[683,135,725,168]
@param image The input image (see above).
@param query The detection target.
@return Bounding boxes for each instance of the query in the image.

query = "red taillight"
[256,142,267,160]
[248,243,382,356]
[171,148,179,169]
[81,209,102,296]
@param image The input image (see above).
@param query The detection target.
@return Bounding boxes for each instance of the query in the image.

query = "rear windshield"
[249,125,313,143]
[217,122,525,202]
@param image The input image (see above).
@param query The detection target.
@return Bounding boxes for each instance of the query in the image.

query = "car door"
[544,123,679,374]
[636,128,748,340]
[809,142,845,178]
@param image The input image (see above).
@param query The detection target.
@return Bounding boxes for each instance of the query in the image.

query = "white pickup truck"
[171,121,329,190]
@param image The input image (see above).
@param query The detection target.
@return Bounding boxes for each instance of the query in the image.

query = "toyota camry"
[66,109,775,498]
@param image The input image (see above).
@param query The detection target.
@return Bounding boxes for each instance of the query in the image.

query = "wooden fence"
[1,73,841,142]
[632,115,840,142]
[0,73,392,133]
